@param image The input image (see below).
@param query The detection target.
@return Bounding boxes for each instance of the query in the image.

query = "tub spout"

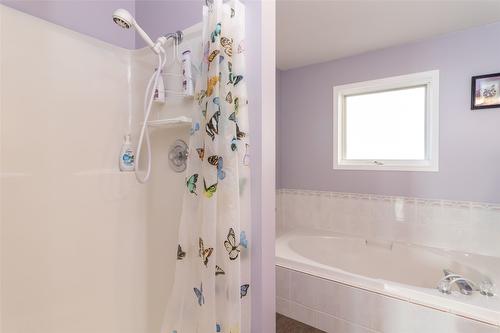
[444,269,475,295]
[437,276,475,295]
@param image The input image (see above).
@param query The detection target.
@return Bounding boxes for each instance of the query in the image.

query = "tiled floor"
[276,313,325,333]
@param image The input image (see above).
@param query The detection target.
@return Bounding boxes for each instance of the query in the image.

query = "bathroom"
[1,1,499,333]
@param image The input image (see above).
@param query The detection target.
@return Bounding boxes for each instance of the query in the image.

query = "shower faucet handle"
[479,278,495,297]
[168,139,189,173]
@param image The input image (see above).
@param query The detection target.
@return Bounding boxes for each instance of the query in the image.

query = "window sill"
[333,161,439,172]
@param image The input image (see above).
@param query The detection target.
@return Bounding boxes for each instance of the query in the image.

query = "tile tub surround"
[276,266,500,333]
[277,189,500,258]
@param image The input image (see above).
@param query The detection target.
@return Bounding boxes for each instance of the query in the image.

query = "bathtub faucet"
[437,272,474,295]
[437,269,495,297]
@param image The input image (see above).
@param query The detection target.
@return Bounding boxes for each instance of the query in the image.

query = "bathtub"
[276,229,500,332]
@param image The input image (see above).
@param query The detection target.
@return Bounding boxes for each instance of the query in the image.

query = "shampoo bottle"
[119,134,135,171]
[153,70,166,103]
[182,50,194,96]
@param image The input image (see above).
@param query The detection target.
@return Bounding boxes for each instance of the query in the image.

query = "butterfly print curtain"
[161,0,251,332]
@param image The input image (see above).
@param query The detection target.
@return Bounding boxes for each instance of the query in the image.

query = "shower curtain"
[162,0,251,332]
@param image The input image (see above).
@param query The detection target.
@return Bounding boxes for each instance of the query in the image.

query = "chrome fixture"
[168,139,189,173]
[163,31,184,45]
[437,269,495,297]
[479,278,495,297]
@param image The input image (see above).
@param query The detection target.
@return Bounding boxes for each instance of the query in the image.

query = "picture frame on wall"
[471,72,500,110]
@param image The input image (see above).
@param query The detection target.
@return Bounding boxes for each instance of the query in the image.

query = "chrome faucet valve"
[479,279,495,297]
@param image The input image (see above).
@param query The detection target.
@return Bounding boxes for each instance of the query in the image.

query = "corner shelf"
[144,116,192,128]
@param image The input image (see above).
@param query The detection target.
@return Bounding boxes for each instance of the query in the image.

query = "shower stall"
[0,2,276,333]
[0,5,200,332]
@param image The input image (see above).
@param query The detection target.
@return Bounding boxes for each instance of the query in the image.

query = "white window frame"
[333,70,439,172]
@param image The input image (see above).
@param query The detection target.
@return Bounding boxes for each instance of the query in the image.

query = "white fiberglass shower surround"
[1,4,206,333]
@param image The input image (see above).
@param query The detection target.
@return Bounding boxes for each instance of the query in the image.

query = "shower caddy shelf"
[144,116,192,128]
[159,71,194,97]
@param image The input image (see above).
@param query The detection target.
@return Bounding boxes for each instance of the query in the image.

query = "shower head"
[112,8,157,51]
[112,8,133,29]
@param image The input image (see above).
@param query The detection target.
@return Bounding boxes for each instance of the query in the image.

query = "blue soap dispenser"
[119,134,135,172]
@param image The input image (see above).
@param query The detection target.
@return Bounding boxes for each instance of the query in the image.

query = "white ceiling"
[277,0,500,70]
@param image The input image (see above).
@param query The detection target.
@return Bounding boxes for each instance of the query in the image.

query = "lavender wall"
[0,0,202,49]
[135,0,202,48]
[278,22,500,204]
[276,69,282,187]
[0,0,136,48]
[246,2,276,332]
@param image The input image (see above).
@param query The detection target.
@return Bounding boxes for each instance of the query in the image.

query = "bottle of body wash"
[153,69,166,103]
[182,50,194,97]
[119,134,135,171]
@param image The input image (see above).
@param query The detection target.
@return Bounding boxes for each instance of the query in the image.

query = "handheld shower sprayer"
[112,8,184,184]
[113,9,157,51]
[113,9,183,54]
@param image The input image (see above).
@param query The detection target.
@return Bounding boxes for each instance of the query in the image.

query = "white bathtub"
[276,229,500,332]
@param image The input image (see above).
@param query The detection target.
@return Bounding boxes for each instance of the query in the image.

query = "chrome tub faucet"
[437,269,495,297]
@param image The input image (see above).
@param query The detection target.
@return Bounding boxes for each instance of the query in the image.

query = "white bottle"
[182,50,194,96]
[153,70,166,103]
[119,134,135,171]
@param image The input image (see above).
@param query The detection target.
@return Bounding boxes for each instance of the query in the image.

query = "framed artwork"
[471,73,500,110]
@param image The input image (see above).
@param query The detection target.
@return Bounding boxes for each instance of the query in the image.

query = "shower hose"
[135,48,166,183]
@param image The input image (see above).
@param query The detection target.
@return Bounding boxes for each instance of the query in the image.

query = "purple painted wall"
[0,0,202,49]
[276,69,282,187]
[0,0,136,48]
[135,0,202,48]
[278,22,500,204]
[246,2,276,332]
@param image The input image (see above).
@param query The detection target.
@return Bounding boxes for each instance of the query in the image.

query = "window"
[333,70,439,171]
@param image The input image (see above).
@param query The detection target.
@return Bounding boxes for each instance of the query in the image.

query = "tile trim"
[277,188,500,210]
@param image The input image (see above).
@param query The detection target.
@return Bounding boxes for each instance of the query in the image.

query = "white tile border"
[276,188,500,256]
[277,188,500,210]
